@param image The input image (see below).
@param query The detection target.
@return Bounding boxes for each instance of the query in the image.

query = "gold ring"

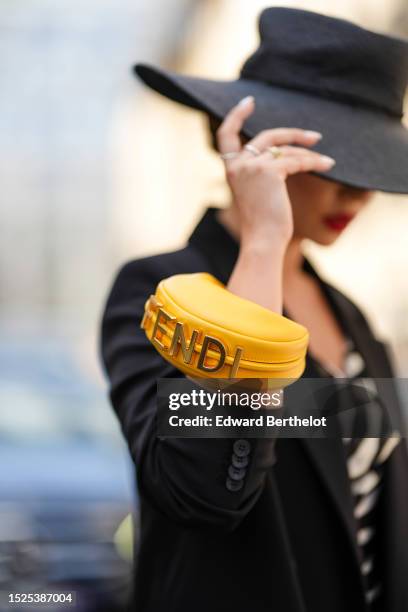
[267,146,283,159]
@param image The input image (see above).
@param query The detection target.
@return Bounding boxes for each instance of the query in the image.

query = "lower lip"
[323,217,353,232]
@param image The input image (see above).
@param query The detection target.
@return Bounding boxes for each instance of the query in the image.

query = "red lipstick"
[323,213,355,232]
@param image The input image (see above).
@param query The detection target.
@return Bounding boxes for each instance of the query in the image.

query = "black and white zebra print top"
[314,338,400,609]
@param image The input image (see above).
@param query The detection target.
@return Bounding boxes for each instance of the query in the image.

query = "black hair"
[207,115,222,153]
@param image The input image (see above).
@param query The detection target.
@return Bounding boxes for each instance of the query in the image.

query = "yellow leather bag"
[141,273,309,384]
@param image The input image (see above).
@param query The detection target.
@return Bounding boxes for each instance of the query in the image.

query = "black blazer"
[100,207,408,612]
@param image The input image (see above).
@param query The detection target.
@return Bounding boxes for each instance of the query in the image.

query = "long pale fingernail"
[320,155,336,166]
[305,130,322,139]
[238,95,254,106]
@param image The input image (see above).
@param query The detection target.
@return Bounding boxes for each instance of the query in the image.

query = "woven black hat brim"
[134,63,408,194]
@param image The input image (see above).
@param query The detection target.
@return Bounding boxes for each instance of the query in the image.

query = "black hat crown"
[240,8,408,118]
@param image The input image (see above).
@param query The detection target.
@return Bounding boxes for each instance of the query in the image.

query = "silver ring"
[267,146,283,159]
[220,151,240,160]
[244,144,261,156]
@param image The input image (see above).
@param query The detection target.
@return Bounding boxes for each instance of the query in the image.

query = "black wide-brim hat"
[134,8,408,194]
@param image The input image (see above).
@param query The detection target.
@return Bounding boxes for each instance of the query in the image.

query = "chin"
[310,232,341,246]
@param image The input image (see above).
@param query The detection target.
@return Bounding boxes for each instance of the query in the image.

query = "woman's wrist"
[227,235,287,313]
[239,230,289,260]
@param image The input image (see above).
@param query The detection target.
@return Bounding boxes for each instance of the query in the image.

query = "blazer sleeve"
[100,256,277,532]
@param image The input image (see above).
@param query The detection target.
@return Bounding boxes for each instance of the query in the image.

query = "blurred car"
[0,339,135,612]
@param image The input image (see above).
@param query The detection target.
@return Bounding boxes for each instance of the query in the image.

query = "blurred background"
[1,0,408,610]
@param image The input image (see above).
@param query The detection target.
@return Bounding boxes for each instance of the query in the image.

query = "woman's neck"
[283,239,304,277]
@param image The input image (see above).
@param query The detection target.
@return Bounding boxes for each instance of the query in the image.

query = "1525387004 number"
[7,592,75,606]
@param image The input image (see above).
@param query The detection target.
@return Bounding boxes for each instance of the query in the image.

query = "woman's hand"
[217,96,335,248]
[216,96,335,314]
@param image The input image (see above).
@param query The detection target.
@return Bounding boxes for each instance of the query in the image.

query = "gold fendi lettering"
[169,322,199,364]
[152,308,176,351]
[144,302,245,377]
[149,295,164,309]
[230,346,244,378]
[140,295,164,329]
[197,335,226,372]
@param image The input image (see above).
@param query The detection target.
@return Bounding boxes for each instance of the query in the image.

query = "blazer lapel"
[320,277,404,435]
[299,359,364,569]
[188,207,239,284]
[302,439,360,536]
